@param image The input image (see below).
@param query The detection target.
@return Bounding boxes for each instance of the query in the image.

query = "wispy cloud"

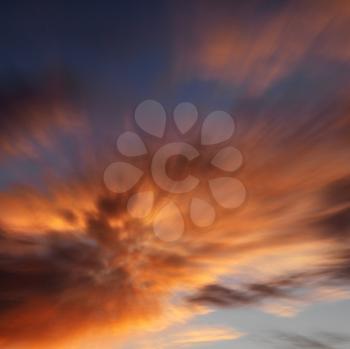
[272,331,350,349]
[0,1,350,348]
[124,326,244,348]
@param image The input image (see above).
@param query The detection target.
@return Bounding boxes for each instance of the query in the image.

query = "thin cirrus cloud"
[173,1,350,95]
[131,326,245,348]
[170,327,245,346]
[272,331,350,349]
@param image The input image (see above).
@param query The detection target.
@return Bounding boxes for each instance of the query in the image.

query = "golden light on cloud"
[172,327,245,345]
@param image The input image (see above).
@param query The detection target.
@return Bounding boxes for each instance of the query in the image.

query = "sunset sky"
[0,1,350,348]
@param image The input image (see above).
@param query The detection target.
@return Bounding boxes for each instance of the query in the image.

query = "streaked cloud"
[122,325,244,348]
[171,327,244,346]
[173,0,350,95]
[0,1,350,348]
[273,331,350,349]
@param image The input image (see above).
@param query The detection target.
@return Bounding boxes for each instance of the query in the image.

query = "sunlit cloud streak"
[173,0,350,95]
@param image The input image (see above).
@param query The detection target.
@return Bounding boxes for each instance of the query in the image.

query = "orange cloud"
[173,1,350,94]
[0,104,349,348]
[1,4,350,346]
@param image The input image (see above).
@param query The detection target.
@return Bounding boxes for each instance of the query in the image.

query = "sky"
[0,1,350,348]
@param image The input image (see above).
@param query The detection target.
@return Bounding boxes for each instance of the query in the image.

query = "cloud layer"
[0,1,350,348]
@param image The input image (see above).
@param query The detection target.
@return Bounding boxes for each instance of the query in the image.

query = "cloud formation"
[273,332,350,349]
[0,1,350,348]
[174,0,350,95]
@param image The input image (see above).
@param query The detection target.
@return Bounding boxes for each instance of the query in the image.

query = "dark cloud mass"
[187,279,295,308]
[0,189,157,346]
[0,230,124,345]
